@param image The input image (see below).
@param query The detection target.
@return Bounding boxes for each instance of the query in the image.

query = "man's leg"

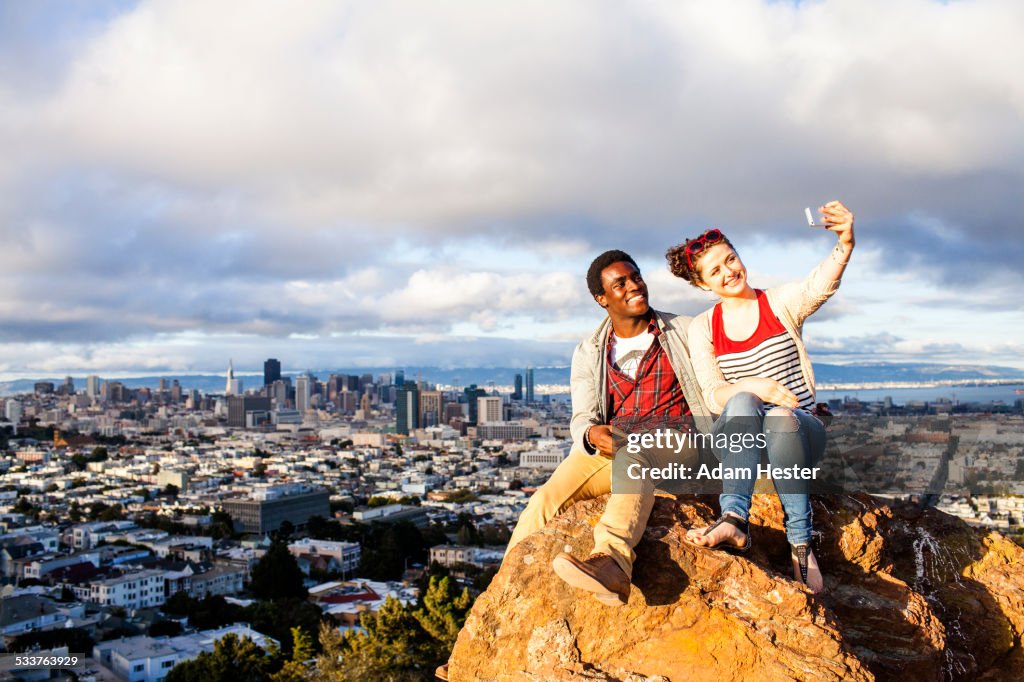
[505,447,612,555]
[553,435,700,606]
[592,437,700,579]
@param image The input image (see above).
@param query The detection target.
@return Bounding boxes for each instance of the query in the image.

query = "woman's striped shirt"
[712,290,816,411]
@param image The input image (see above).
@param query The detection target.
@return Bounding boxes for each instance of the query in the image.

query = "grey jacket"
[568,309,714,454]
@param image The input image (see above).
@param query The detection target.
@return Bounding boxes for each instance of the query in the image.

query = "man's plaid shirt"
[606,318,691,423]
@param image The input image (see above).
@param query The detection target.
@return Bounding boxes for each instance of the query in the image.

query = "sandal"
[686,514,751,554]
[790,543,824,593]
[791,543,810,583]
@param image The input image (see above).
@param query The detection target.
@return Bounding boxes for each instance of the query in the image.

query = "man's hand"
[587,425,620,458]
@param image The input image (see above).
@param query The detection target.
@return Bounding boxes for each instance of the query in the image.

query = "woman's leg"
[715,392,766,521]
[763,406,827,591]
[687,392,764,547]
[763,407,826,545]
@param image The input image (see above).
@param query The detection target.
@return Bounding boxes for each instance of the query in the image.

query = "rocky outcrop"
[447,494,1024,681]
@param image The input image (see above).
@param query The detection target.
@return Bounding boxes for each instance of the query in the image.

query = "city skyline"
[2,1,1023,378]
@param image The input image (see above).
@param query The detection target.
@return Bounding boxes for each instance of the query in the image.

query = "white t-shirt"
[611,330,654,380]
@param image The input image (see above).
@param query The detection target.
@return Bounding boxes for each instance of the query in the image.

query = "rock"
[447,494,1024,681]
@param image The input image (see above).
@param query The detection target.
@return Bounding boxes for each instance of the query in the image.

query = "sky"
[1,0,1023,379]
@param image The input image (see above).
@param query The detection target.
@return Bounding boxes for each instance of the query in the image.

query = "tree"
[99,504,125,521]
[9,627,94,654]
[413,575,472,666]
[165,634,271,682]
[250,541,307,600]
[150,620,184,637]
[270,627,315,682]
[330,596,432,681]
[243,599,323,658]
[162,590,193,616]
[277,520,295,540]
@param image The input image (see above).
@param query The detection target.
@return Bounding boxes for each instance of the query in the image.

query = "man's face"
[595,261,649,317]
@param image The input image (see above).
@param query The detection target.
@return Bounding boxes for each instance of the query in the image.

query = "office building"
[227,396,272,428]
[296,374,312,414]
[4,400,23,425]
[464,385,486,424]
[396,383,419,435]
[57,376,75,396]
[525,367,535,403]
[477,396,504,425]
[287,538,361,576]
[86,375,101,398]
[420,390,444,428]
[513,374,523,401]
[222,486,330,534]
[169,380,182,404]
[225,360,241,396]
[264,358,281,387]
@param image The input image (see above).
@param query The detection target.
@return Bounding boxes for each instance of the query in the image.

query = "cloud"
[0,332,577,379]
[0,0,1022,371]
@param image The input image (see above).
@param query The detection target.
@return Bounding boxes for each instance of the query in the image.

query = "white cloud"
[1,0,1023,371]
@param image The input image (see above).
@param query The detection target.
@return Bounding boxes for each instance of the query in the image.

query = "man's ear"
[594,293,607,308]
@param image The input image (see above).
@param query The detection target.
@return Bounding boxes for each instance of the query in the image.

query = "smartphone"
[805,207,827,228]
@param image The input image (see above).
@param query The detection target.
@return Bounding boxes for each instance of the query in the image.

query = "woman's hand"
[741,377,800,409]
[820,200,855,247]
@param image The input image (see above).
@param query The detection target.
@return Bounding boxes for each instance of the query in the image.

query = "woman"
[665,201,854,593]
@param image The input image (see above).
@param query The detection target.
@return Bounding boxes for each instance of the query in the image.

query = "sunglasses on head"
[685,229,724,270]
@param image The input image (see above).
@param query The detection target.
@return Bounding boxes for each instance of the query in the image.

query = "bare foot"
[685,512,747,549]
[792,545,824,593]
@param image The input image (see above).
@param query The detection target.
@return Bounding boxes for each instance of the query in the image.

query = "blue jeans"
[713,392,826,545]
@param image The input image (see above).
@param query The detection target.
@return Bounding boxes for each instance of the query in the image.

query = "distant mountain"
[2,362,1022,396]
[811,362,1024,384]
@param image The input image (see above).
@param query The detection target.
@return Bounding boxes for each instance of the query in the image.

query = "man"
[509,249,713,605]
[436,250,713,679]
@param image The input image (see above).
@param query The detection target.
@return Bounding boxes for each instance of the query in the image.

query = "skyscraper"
[419,390,443,428]
[396,382,419,435]
[264,358,281,387]
[525,367,535,403]
[296,374,311,414]
[5,399,23,425]
[464,384,487,424]
[226,360,242,396]
[513,374,523,401]
[86,375,101,398]
[477,396,504,425]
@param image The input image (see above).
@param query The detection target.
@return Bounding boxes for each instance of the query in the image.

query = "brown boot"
[552,552,630,605]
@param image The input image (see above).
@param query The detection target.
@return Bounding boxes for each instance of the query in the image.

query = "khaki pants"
[507,438,699,579]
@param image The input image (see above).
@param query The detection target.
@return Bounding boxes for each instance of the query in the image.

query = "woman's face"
[696,242,748,297]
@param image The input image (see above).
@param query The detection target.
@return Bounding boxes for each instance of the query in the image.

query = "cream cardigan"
[686,262,842,415]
